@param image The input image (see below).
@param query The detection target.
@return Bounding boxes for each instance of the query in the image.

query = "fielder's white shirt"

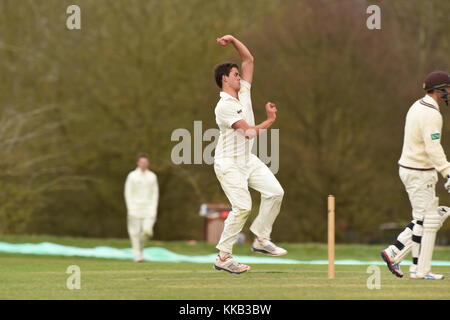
[124,168,159,218]
[214,80,255,160]
[398,95,450,177]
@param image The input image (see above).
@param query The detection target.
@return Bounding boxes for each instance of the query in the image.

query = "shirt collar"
[220,91,239,102]
[422,94,440,111]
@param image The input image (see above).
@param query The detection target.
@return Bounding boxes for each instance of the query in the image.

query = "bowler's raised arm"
[216,35,254,84]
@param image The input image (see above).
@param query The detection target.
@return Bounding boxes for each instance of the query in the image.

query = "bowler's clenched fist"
[265,102,277,121]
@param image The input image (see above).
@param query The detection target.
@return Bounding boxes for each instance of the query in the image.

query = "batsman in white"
[212,35,286,274]
[124,153,159,262]
[381,71,450,280]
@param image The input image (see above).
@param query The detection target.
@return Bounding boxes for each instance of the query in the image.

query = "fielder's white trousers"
[127,215,156,260]
[214,154,284,254]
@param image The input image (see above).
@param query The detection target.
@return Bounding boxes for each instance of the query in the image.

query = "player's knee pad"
[423,214,442,232]
[395,223,413,248]
[423,197,440,230]
[412,221,423,244]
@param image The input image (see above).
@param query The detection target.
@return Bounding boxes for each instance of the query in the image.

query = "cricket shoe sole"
[213,264,250,274]
[251,247,287,256]
[380,250,403,278]
[410,272,445,280]
[424,273,445,280]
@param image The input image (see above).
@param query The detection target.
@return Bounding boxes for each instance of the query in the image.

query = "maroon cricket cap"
[423,71,450,91]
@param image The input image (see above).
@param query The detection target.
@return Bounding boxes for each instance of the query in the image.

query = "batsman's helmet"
[423,71,450,106]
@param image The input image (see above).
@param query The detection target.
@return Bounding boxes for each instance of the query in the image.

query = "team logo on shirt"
[237,109,242,114]
[431,133,440,140]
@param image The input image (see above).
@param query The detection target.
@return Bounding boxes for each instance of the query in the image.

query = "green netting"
[1,242,450,266]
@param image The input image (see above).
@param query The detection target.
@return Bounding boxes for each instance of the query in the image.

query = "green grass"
[0,235,450,299]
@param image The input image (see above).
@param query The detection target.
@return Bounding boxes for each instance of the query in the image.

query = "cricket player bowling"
[212,35,286,274]
[381,71,450,280]
[124,153,159,262]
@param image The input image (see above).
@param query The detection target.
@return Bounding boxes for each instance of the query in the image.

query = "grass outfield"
[1,235,450,299]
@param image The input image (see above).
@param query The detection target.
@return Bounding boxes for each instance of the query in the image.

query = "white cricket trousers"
[214,154,284,254]
[399,167,438,222]
[127,215,156,259]
[391,167,438,265]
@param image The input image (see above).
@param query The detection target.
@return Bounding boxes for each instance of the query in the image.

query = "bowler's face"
[224,67,241,91]
[137,158,149,171]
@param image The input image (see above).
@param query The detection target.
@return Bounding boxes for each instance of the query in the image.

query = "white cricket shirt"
[398,94,450,177]
[214,80,255,161]
[124,168,159,218]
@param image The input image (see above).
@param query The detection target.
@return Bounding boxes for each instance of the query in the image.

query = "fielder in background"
[381,71,450,280]
[124,153,159,263]
[212,35,286,274]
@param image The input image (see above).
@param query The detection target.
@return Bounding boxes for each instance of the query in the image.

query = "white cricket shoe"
[214,254,250,274]
[410,271,445,280]
[252,238,287,256]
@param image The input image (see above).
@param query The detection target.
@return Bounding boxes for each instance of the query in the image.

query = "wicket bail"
[328,195,335,279]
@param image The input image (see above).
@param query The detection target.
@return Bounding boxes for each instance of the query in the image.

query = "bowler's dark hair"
[214,62,239,88]
[136,153,149,162]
